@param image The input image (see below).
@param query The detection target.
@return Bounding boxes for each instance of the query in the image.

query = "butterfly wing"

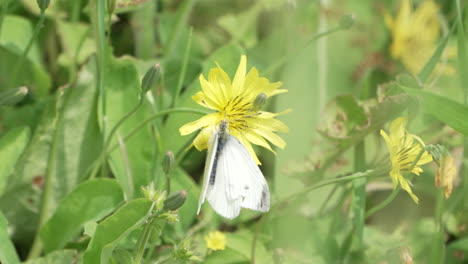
[197,130,218,214]
[221,135,270,213]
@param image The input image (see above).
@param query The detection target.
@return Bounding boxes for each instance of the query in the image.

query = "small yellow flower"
[179,55,289,164]
[380,117,432,203]
[205,231,227,251]
[435,154,457,199]
[385,0,453,75]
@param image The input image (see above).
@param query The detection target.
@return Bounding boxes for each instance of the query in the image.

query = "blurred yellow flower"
[205,231,227,251]
[385,0,451,75]
[380,117,432,203]
[179,55,289,164]
[435,154,457,199]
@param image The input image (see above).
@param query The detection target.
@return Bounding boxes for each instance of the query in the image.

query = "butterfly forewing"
[197,130,219,214]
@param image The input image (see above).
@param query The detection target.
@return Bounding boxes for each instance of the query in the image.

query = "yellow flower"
[205,231,227,251]
[179,55,288,164]
[380,117,432,203]
[435,154,457,199]
[385,0,452,75]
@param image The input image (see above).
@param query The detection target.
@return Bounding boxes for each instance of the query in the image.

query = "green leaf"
[457,0,468,103]
[22,249,77,264]
[417,35,450,85]
[401,87,468,135]
[0,126,30,195]
[103,56,155,198]
[0,211,20,264]
[226,230,273,264]
[0,16,51,95]
[82,198,153,264]
[56,21,95,67]
[40,179,124,253]
[170,168,199,231]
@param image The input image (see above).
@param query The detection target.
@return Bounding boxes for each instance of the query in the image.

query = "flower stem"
[134,218,156,264]
[10,10,46,88]
[83,107,208,180]
[351,141,366,248]
[365,188,399,218]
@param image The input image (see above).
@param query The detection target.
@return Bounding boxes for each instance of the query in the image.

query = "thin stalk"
[90,98,144,179]
[92,0,108,176]
[171,27,193,109]
[10,11,46,88]
[352,141,366,248]
[163,0,195,58]
[83,107,208,180]
[134,218,156,264]
[251,169,378,263]
[430,190,445,264]
[27,91,68,259]
[365,188,399,218]
[70,27,92,84]
[70,0,82,22]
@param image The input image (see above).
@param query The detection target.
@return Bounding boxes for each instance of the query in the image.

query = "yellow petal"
[244,128,275,154]
[179,113,219,135]
[231,55,247,95]
[208,67,232,104]
[192,92,219,110]
[193,128,213,151]
[199,75,223,110]
[251,126,286,149]
[233,131,261,165]
[397,174,419,204]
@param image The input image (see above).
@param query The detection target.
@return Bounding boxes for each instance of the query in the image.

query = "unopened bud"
[252,93,267,111]
[425,144,445,163]
[0,86,28,106]
[141,64,160,94]
[107,0,116,15]
[36,0,50,12]
[339,14,355,29]
[163,151,175,175]
[163,190,187,211]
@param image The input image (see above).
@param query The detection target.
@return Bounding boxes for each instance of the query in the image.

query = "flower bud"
[163,190,187,211]
[107,0,116,15]
[141,63,160,94]
[36,0,50,12]
[0,86,28,106]
[163,151,175,175]
[252,93,267,111]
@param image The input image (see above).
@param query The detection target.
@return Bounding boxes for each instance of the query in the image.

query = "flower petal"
[231,55,247,95]
[179,113,219,135]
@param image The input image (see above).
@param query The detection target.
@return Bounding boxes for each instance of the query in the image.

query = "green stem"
[351,141,366,248]
[134,218,156,264]
[70,27,92,84]
[92,0,108,175]
[430,190,445,264]
[272,170,377,210]
[83,107,208,179]
[163,0,194,58]
[70,0,82,22]
[90,98,144,179]
[10,11,46,88]
[171,27,192,109]
[365,188,399,219]
[27,91,68,259]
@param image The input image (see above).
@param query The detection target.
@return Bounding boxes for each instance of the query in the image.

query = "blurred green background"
[1,0,468,263]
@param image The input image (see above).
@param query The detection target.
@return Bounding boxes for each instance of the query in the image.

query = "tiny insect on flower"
[380,117,432,203]
[205,231,227,251]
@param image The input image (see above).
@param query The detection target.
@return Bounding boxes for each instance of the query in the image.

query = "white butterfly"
[197,120,270,219]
